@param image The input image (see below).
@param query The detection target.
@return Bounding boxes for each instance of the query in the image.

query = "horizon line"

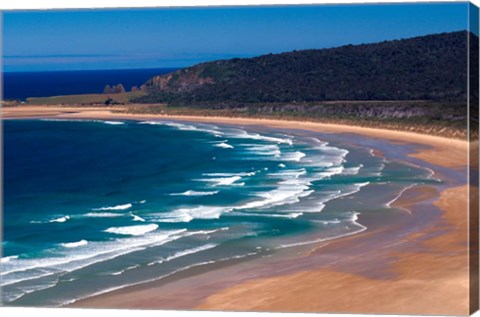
[3,29,472,73]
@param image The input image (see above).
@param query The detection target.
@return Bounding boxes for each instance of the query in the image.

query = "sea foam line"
[229,130,293,145]
[214,142,234,149]
[103,121,125,125]
[156,206,230,223]
[231,211,303,219]
[139,121,223,137]
[160,162,368,224]
[104,224,159,236]
[342,164,363,175]
[66,250,260,306]
[84,212,123,218]
[242,144,282,157]
[202,171,256,177]
[1,229,188,290]
[1,255,19,263]
[131,214,146,222]
[93,203,132,211]
[1,229,185,277]
[278,211,367,249]
[110,264,140,276]
[3,279,59,303]
[49,216,70,223]
[60,240,88,248]
[195,175,244,187]
[385,183,418,209]
[169,190,219,197]
[148,243,218,266]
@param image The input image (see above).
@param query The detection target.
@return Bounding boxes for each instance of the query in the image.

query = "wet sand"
[197,185,469,315]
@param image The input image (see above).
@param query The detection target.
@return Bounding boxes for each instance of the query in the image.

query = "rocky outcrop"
[142,67,215,93]
[104,84,126,94]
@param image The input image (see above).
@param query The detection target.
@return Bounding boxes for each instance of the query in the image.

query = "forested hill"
[137,31,475,105]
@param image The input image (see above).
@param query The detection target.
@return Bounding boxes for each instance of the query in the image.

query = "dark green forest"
[135,31,476,104]
[127,31,478,139]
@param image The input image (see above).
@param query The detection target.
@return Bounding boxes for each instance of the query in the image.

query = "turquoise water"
[2,119,437,306]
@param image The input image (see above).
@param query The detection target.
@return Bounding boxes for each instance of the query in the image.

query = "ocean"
[2,119,439,306]
[2,68,177,101]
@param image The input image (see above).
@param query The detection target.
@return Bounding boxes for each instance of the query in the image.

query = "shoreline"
[2,105,468,167]
[2,105,471,315]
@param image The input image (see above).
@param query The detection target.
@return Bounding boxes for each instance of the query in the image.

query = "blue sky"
[2,3,471,72]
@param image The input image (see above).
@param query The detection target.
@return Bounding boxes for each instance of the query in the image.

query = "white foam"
[40,119,73,122]
[165,243,217,262]
[156,214,194,223]
[1,255,19,263]
[244,144,281,157]
[373,162,387,176]
[286,201,327,214]
[314,219,342,225]
[283,151,306,162]
[401,161,436,180]
[385,184,417,208]
[269,168,307,178]
[148,243,218,266]
[60,240,88,248]
[157,206,230,223]
[235,175,313,211]
[1,229,187,287]
[334,182,370,200]
[342,164,363,175]
[169,190,219,196]
[139,121,163,125]
[202,171,256,177]
[188,227,230,236]
[196,175,243,186]
[278,163,286,168]
[84,212,122,218]
[3,279,59,303]
[311,137,331,146]
[139,121,223,137]
[279,211,367,249]
[93,203,132,211]
[49,216,70,223]
[214,142,234,149]
[233,168,314,211]
[315,140,349,157]
[131,214,146,222]
[309,138,349,167]
[237,187,313,210]
[315,166,345,179]
[230,130,293,145]
[232,211,303,219]
[41,119,123,126]
[110,264,140,276]
[104,224,159,236]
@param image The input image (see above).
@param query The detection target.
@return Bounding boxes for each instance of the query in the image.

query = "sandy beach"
[2,105,475,315]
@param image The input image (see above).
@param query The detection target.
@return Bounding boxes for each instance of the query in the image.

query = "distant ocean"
[2,119,438,306]
[2,68,177,101]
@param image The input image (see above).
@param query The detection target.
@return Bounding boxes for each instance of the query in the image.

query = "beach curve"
[2,105,473,315]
